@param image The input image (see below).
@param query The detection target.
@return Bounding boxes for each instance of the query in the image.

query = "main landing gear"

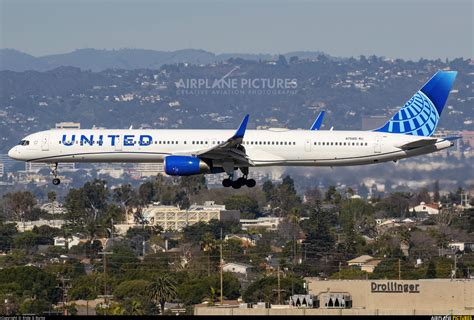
[222,176,256,189]
[51,163,60,185]
[221,167,256,189]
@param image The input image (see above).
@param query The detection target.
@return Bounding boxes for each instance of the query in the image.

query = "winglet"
[310,111,325,130]
[232,114,249,139]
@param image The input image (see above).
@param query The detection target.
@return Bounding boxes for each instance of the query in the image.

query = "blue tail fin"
[373,71,457,136]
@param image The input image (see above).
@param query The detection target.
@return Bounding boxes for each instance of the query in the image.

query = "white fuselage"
[8,128,453,167]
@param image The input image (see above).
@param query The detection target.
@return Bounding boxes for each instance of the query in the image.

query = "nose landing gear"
[51,163,61,185]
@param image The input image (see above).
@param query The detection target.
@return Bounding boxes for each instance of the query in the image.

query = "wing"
[194,114,254,166]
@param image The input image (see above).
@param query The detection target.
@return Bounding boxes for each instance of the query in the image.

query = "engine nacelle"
[164,156,210,176]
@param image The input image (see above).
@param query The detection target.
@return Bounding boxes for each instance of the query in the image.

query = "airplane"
[8,71,458,189]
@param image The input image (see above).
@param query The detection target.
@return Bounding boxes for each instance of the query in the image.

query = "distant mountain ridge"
[0,48,328,72]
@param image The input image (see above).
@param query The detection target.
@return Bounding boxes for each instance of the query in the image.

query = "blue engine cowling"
[164,156,210,176]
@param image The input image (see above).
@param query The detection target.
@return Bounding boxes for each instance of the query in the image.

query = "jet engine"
[164,156,210,176]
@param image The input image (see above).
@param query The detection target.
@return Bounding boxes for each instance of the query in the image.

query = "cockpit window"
[18,140,29,146]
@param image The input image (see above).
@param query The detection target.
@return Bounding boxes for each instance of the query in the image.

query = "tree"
[324,186,341,205]
[13,231,40,253]
[223,195,260,219]
[180,176,207,195]
[112,184,138,215]
[304,187,322,203]
[425,260,437,278]
[0,222,17,252]
[416,187,431,204]
[433,180,440,203]
[262,180,274,203]
[138,181,155,205]
[302,199,335,261]
[148,274,177,314]
[243,274,304,304]
[2,191,37,223]
[47,191,57,215]
[64,179,109,240]
[269,176,302,214]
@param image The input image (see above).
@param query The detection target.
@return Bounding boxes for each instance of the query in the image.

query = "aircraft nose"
[8,146,20,160]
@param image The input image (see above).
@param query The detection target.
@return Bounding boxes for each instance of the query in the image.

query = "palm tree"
[148,274,177,315]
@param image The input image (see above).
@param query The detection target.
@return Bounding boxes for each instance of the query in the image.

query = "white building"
[54,235,81,249]
[409,202,440,215]
[223,262,253,275]
[241,217,282,231]
[13,219,65,232]
[134,163,164,177]
[55,122,80,129]
[142,201,240,231]
[40,201,66,215]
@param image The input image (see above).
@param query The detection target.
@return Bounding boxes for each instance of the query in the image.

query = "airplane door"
[41,133,49,151]
[374,137,381,153]
[305,140,311,152]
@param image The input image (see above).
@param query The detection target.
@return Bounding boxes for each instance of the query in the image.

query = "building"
[0,161,4,177]
[449,242,474,252]
[195,279,474,315]
[25,162,75,173]
[409,202,440,215]
[40,201,66,215]
[223,262,253,275]
[55,122,80,129]
[347,255,381,273]
[54,235,81,249]
[142,201,240,231]
[305,279,474,315]
[241,217,282,231]
[134,163,164,177]
[225,234,259,247]
[12,219,65,232]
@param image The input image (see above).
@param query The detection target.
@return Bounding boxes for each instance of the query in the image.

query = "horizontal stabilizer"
[395,138,437,150]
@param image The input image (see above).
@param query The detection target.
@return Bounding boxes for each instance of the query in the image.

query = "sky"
[0,0,472,60]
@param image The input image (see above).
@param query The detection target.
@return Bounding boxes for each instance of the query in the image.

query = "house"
[40,201,66,215]
[347,255,381,273]
[54,235,81,249]
[224,234,259,247]
[223,262,253,275]
[449,242,474,252]
[409,202,440,215]
[240,217,282,231]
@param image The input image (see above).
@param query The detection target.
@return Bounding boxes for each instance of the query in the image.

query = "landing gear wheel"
[52,178,61,185]
[246,179,256,188]
[222,179,232,188]
[237,177,246,185]
[231,180,242,189]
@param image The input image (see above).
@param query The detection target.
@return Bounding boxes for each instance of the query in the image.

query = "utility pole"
[398,259,401,280]
[57,275,71,315]
[220,228,223,306]
[277,265,281,305]
[272,266,285,305]
[98,251,113,315]
[453,254,457,279]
